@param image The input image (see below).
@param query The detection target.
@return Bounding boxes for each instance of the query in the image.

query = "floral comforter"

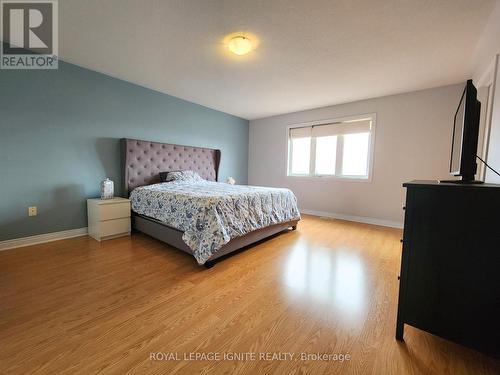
[130,180,300,264]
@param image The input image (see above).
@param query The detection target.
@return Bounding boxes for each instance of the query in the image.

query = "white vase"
[100,178,114,200]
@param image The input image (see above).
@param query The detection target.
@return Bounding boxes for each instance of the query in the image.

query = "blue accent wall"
[0,60,249,241]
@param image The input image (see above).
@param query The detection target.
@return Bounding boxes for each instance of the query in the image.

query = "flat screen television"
[447,79,482,183]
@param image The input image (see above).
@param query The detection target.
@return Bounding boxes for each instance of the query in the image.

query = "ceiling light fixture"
[227,36,253,56]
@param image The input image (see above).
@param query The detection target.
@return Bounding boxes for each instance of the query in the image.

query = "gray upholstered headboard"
[121,138,221,195]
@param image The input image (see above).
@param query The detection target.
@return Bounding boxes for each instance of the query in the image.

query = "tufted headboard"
[121,138,221,195]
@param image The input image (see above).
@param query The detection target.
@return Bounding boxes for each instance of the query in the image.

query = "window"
[290,136,311,175]
[315,136,337,175]
[342,132,370,176]
[287,116,374,179]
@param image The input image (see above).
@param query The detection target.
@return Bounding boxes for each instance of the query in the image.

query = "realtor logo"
[1,0,58,69]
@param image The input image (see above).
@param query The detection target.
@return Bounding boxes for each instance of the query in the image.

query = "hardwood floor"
[0,215,498,375]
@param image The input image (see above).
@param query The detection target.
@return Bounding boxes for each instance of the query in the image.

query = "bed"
[121,138,300,267]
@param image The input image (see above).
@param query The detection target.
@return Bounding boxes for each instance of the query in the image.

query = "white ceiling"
[59,0,496,120]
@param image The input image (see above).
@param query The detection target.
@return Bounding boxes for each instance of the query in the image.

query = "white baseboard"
[0,227,88,251]
[300,209,403,229]
[0,210,401,251]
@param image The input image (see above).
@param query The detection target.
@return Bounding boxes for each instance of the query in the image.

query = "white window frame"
[286,113,376,182]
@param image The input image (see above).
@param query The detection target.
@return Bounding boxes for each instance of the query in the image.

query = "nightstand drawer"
[100,218,131,238]
[87,197,131,241]
[99,202,130,221]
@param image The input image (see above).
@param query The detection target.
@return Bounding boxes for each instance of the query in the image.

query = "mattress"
[130,180,301,264]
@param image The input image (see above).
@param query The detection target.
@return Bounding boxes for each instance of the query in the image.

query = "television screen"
[450,88,466,175]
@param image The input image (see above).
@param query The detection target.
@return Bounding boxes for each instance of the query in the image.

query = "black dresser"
[396,180,500,358]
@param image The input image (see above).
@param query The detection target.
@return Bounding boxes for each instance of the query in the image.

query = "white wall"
[486,62,500,183]
[472,0,500,82]
[249,84,464,226]
[473,0,500,183]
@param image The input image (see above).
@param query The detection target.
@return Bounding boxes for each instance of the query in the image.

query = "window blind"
[290,119,371,139]
[289,126,312,139]
[311,120,371,137]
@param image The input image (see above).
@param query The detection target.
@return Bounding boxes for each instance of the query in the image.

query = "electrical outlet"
[28,206,37,217]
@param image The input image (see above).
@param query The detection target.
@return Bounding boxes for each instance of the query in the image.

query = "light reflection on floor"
[283,239,366,318]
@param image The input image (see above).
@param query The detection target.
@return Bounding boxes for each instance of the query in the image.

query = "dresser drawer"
[100,218,131,238]
[99,202,130,221]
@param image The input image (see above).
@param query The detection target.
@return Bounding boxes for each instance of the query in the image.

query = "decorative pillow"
[161,170,204,183]
[159,171,176,182]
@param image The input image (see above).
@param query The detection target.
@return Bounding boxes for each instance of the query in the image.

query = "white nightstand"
[87,197,131,241]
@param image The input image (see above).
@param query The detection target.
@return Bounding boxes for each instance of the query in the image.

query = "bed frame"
[121,138,298,267]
